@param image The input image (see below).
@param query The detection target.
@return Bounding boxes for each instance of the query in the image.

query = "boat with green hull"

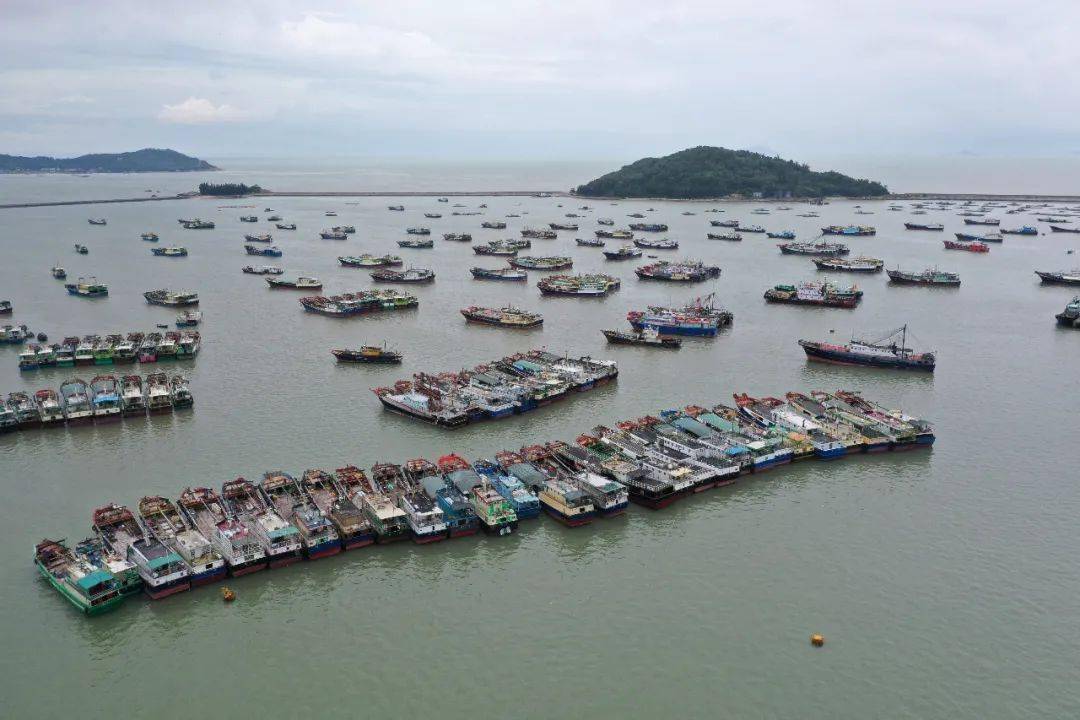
[35,538,126,615]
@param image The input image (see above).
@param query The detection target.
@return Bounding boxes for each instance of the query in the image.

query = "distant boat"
[88,218,106,226]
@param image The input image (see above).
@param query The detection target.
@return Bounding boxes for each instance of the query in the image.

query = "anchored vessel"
[92,503,190,599]
[1056,296,1080,328]
[799,325,935,371]
[34,538,125,615]
[813,256,883,273]
[764,281,862,307]
[1035,270,1080,286]
[635,260,720,282]
[178,487,268,577]
[886,268,961,286]
[461,306,543,328]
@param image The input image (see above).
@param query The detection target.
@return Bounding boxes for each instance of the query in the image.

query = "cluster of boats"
[1,373,192,433]
[373,350,618,427]
[299,290,418,317]
[15,331,201,370]
[35,388,934,613]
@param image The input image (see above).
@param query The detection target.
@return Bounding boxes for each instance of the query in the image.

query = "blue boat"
[766,230,796,239]
[245,244,283,257]
[474,459,541,520]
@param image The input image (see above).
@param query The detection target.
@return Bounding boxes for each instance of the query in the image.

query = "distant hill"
[574,146,888,199]
[0,148,217,173]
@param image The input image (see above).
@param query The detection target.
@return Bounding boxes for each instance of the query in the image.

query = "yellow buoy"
[810,634,825,647]
[222,587,236,602]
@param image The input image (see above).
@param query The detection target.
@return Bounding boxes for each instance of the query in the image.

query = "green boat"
[93,336,117,365]
[75,536,143,596]
[34,538,126,615]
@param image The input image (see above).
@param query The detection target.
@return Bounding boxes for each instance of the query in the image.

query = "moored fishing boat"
[35,388,65,425]
[181,219,214,229]
[602,327,681,348]
[338,254,403,267]
[886,267,961,285]
[1055,296,1080,328]
[170,375,193,408]
[1035,269,1080,286]
[89,375,121,420]
[51,265,67,279]
[707,232,742,241]
[177,487,268,576]
[477,456,541,520]
[151,246,188,257]
[964,217,1000,226]
[65,277,108,297]
[812,256,883,272]
[799,325,935,371]
[399,237,434,248]
[629,223,667,232]
[576,237,605,247]
[471,267,528,281]
[320,229,347,240]
[1050,225,1080,233]
[538,476,596,527]
[244,233,273,243]
[1001,225,1038,235]
[34,538,125,614]
[242,265,284,275]
[74,535,142,596]
[245,244,282,256]
[635,260,721,282]
[391,463,448,544]
[443,232,473,241]
[766,230,797,239]
[304,468,376,550]
[904,222,944,231]
[144,289,199,306]
[138,333,160,363]
[778,241,849,256]
[119,375,145,415]
[764,281,862,307]
[406,458,479,538]
[176,310,202,327]
[473,241,518,256]
[141,232,159,241]
[358,464,411,543]
[275,222,296,230]
[370,268,435,283]
[8,391,41,428]
[627,294,733,336]
[509,255,573,270]
[536,273,620,296]
[821,225,875,236]
[406,227,431,235]
[145,372,172,413]
[596,229,634,239]
[60,378,93,423]
[222,477,304,568]
[92,503,190,599]
[634,237,679,250]
[138,496,227,587]
[549,222,578,231]
[521,228,557,239]
[260,472,341,559]
[603,245,642,260]
[461,305,543,328]
[943,239,989,253]
[300,290,419,317]
[267,276,323,289]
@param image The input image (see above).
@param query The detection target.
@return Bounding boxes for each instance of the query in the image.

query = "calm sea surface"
[1,160,1078,719]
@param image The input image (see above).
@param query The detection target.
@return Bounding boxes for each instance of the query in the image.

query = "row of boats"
[373,350,618,427]
[35,388,934,613]
[15,331,201,370]
[1,373,191,432]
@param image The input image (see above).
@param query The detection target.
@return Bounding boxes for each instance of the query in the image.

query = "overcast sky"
[1,1,1077,161]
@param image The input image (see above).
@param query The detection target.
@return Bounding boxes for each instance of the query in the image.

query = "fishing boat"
[89,375,121,420]
[461,306,543,328]
[886,268,961,286]
[338,254,403,267]
[151,246,188,257]
[0,323,27,344]
[51,265,67,279]
[60,378,94,423]
[603,245,642,260]
[509,255,573,270]
[138,496,227,587]
[74,536,142,596]
[260,472,341,559]
[245,244,282,256]
[629,223,668,232]
[299,290,418,317]
[34,388,65,425]
[471,267,528,281]
[635,260,721,282]
[275,222,297,230]
[634,238,678,250]
[1050,225,1080,233]
[332,345,403,363]
[144,289,199,306]
[240,216,257,223]
[1001,226,1038,235]
[119,375,145,415]
[244,233,273,243]
[88,218,106,226]
[597,218,615,226]
[65,277,108,297]
[799,325,935,370]
[538,476,596,527]
[356,465,411,543]
[181,219,214,229]
[242,265,284,275]
[576,237,605,247]
[473,242,518,256]
[93,335,118,365]
[34,539,125,615]
[175,331,199,360]
[943,239,989,253]
[596,229,634,239]
[954,232,1002,242]
[711,219,740,228]
[821,225,876,236]
[303,468,376,550]
[74,244,89,254]
[267,276,322,289]
[536,274,620,296]
[812,256,884,272]
[138,333,160,363]
[406,458,479,538]
[779,241,849,256]
[443,233,473,241]
[92,503,190,599]
[602,327,681,348]
[627,294,733,336]
[145,372,172,413]
[170,376,193,408]
[221,477,304,567]
[964,218,1000,226]
[177,487,268,576]
[1056,296,1080,328]
[8,391,40,427]
[398,237,434,248]
[320,229,347,240]
[388,463,448,543]
[478,456,541,520]
[266,215,282,222]
[766,230,797,239]
[73,336,97,365]
[763,281,862,307]
[904,222,944,231]
[370,268,435,283]
[112,334,137,363]
[737,224,766,233]
[175,310,202,327]
[521,228,557,239]
[1035,269,1080,285]
[156,332,179,360]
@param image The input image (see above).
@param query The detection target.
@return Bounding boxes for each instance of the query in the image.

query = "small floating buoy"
[222,587,236,602]
[810,633,825,647]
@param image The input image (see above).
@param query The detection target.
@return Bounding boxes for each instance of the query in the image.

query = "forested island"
[0,148,217,173]
[574,146,888,199]
[198,182,262,196]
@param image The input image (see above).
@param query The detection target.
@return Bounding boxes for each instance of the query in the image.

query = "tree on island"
[198,182,262,196]
[574,146,888,199]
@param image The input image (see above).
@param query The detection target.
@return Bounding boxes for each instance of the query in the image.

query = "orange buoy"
[222,587,236,602]
[810,634,825,647]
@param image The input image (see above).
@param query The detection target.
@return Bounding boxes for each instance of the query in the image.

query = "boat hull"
[228,559,268,577]
[189,565,228,587]
[268,551,303,569]
[541,504,595,527]
[143,579,191,600]
[480,519,519,536]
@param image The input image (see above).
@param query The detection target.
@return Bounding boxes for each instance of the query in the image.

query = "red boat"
[943,239,989,253]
